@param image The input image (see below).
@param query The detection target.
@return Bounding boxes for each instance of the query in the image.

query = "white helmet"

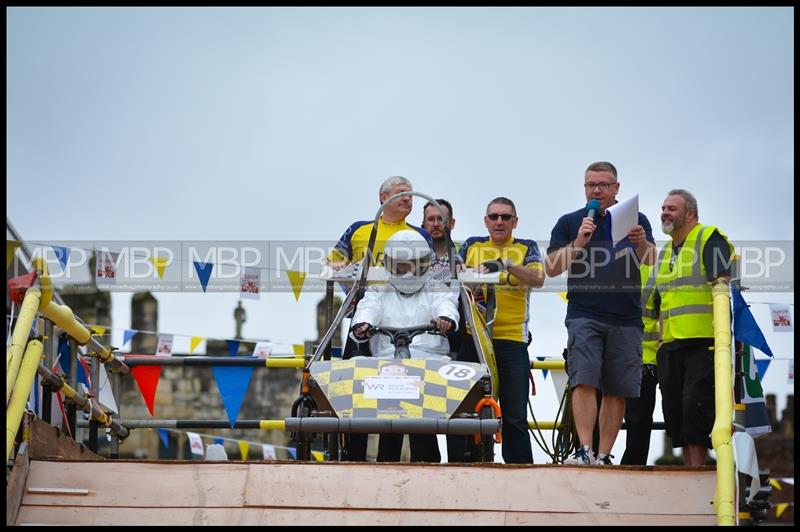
[383,230,432,294]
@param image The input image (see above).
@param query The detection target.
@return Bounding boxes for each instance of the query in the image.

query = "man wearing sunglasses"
[545,161,655,466]
[458,197,545,464]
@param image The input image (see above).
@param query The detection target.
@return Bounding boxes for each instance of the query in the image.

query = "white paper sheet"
[606,193,640,247]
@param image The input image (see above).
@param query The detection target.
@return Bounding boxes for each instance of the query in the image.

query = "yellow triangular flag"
[775,502,789,519]
[238,440,249,461]
[190,336,204,354]
[770,478,783,491]
[7,240,20,269]
[91,326,107,336]
[293,344,305,356]
[558,292,568,303]
[287,270,306,302]
[311,450,324,461]
[150,256,169,280]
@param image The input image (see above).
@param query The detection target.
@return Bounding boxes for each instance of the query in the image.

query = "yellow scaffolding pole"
[6,339,44,461]
[6,287,41,402]
[711,280,735,526]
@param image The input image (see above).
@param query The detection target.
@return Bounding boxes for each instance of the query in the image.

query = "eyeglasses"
[584,182,617,191]
[487,213,514,221]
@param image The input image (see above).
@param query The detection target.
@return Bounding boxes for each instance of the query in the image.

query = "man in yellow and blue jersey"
[459,197,545,464]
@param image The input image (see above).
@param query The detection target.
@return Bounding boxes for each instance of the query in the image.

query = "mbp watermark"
[6,239,793,294]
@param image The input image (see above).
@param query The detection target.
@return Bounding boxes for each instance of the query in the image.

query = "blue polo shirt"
[547,206,655,327]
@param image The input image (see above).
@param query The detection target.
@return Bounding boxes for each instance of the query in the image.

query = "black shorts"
[656,341,715,449]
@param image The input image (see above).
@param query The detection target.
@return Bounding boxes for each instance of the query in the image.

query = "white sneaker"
[564,445,596,465]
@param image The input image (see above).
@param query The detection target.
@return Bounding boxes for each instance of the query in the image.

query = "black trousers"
[621,365,658,465]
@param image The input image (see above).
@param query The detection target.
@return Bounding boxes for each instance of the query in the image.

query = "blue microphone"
[584,199,601,237]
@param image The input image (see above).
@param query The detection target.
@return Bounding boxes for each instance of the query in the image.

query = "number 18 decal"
[438,363,476,381]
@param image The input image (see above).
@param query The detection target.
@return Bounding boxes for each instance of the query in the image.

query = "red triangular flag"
[129,357,163,416]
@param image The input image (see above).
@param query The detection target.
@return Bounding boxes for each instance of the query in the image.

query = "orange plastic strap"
[473,396,502,445]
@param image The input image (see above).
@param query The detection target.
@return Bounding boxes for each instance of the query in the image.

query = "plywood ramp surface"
[16,460,717,526]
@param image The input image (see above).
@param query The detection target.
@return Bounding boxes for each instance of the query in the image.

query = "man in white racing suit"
[350,229,460,461]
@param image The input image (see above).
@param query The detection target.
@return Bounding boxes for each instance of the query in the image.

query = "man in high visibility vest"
[655,189,732,466]
[620,263,660,465]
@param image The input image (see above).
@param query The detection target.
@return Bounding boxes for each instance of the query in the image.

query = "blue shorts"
[565,317,642,397]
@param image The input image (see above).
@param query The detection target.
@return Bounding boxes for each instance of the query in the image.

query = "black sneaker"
[596,453,615,465]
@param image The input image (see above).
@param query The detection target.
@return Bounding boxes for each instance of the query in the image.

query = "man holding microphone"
[545,161,656,465]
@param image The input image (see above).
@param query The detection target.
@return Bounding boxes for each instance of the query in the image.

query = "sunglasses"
[487,213,514,221]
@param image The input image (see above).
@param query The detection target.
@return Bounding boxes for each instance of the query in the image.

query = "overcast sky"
[7,7,794,464]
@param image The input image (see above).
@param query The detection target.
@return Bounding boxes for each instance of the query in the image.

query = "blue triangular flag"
[51,245,71,270]
[57,333,71,375]
[754,359,771,382]
[287,447,297,459]
[211,366,254,427]
[732,286,774,357]
[193,261,214,293]
[537,356,549,380]
[227,340,240,356]
[123,329,138,347]
[158,428,170,449]
[57,333,88,385]
[214,437,224,446]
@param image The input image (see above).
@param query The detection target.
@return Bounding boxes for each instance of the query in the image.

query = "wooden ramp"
[14,460,717,525]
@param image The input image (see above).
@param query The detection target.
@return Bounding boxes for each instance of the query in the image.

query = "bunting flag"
[226,340,241,356]
[212,366,254,427]
[558,292,568,303]
[51,245,71,271]
[551,367,569,411]
[741,344,772,437]
[187,432,205,456]
[238,441,250,461]
[97,365,118,414]
[311,450,325,462]
[150,255,169,280]
[754,359,771,382]
[253,341,271,357]
[770,478,783,491]
[57,333,90,387]
[293,344,305,356]
[95,250,118,284]
[768,303,793,332]
[287,447,297,459]
[214,437,224,446]
[129,358,163,416]
[90,325,107,337]
[158,428,170,449]
[262,443,277,460]
[193,261,214,293]
[156,334,174,356]
[287,270,306,302]
[7,240,20,268]
[732,431,761,504]
[190,336,205,354]
[536,356,549,380]
[123,329,138,347]
[240,267,261,300]
[732,286,774,357]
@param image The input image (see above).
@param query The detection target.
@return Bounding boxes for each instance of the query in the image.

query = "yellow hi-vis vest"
[640,263,660,365]
[656,224,732,343]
